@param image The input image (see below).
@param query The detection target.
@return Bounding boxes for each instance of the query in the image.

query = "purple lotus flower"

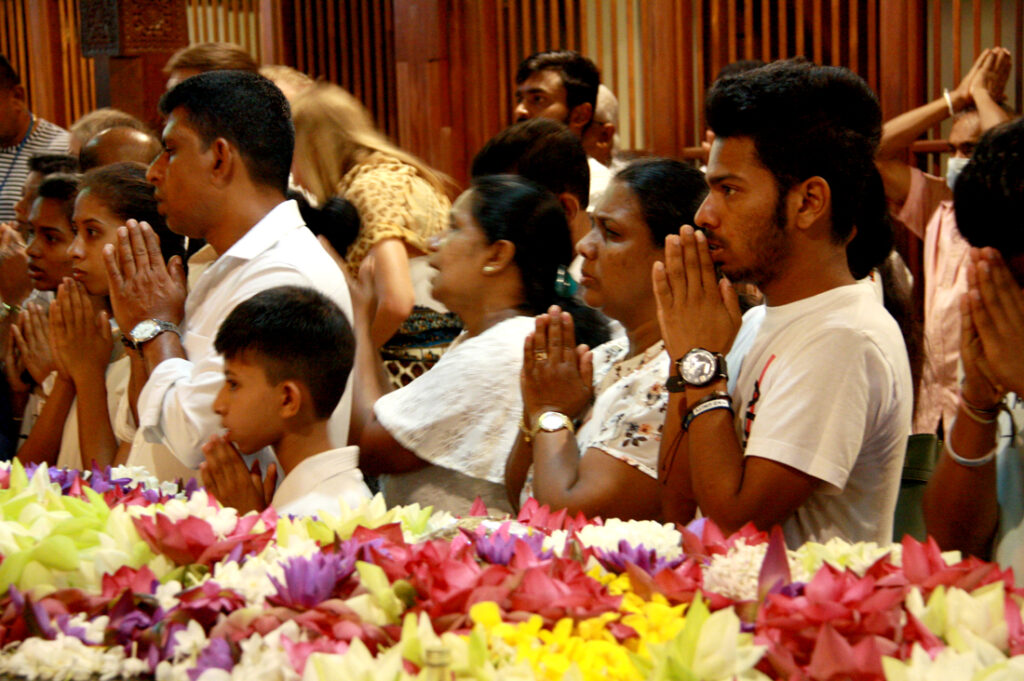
[267,548,358,609]
[8,586,56,639]
[188,637,234,681]
[474,531,550,565]
[592,539,685,575]
[55,614,91,643]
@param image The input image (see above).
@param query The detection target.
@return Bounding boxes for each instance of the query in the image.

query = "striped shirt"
[0,115,71,223]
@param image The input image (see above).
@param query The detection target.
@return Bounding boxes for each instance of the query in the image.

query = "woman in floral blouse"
[506,158,708,520]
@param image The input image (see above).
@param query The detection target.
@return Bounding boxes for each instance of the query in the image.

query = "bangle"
[519,416,532,444]
[959,390,1005,424]
[943,88,956,117]
[944,414,998,467]
[682,391,733,433]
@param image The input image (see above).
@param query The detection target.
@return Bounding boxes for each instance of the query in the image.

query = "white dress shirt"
[130,200,354,471]
[272,445,372,517]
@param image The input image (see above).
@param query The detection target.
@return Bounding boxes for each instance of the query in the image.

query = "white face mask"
[946,156,970,190]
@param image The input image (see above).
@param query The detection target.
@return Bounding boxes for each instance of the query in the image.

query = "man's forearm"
[141,332,187,376]
[877,96,963,160]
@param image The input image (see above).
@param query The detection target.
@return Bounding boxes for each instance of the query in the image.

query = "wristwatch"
[123,319,182,351]
[530,411,575,439]
[666,348,728,392]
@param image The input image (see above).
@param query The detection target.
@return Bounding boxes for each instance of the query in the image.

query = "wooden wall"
[5,0,1023,181]
[1,0,95,129]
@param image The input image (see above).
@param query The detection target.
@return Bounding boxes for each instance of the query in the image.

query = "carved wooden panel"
[120,0,188,54]
[79,0,120,55]
[79,0,187,57]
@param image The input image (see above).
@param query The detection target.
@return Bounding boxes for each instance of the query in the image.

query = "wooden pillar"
[259,0,294,66]
[878,0,927,293]
[393,0,464,186]
[24,1,66,125]
[79,0,189,131]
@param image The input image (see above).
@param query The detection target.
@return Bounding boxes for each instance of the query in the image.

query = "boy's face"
[213,354,284,455]
[25,197,75,291]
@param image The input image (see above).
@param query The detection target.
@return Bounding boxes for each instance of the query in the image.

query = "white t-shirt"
[733,283,912,546]
[272,446,372,517]
[130,200,354,472]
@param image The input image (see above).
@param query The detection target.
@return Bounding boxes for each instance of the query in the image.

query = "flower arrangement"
[0,460,1022,681]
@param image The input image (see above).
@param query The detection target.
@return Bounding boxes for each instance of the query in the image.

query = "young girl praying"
[38,162,184,469]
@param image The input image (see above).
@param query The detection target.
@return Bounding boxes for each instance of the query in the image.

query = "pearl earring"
[483,265,497,273]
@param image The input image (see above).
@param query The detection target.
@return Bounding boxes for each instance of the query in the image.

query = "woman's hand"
[50,279,113,386]
[3,327,28,394]
[652,225,742,362]
[521,306,593,426]
[962,248,1024,398]
[12,302,54,384]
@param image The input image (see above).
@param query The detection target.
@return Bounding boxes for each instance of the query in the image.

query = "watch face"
[538,412,569,432]
[131,319,160,342]
[681,349,717,385]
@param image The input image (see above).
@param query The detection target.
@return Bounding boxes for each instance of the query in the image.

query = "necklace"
[0,113,36,199]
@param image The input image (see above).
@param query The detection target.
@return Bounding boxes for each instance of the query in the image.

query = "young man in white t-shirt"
[655,60,913,547]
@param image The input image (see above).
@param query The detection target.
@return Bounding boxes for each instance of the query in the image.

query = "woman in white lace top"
[506,159,709,520]
[349,175,607,516]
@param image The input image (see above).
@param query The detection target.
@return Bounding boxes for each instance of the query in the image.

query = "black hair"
[615,158,708,247]
[715,59,766,82]
[469,175,609,347]
[214,285,354,419]
[515,50,600,113]
[35,174,79,221]
[0,55,18,90]
[28,153,78,176]
[288,190,361,257]
[471,118,590,210]
[78,162,185,264]
[159,70,293,193]
[954,117,1024,259]
[705,59,892,279]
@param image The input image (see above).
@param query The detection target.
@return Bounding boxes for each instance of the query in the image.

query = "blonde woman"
[291,84,460,385]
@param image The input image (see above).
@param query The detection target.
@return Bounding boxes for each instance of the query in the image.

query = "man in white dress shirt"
[105,70,353,478]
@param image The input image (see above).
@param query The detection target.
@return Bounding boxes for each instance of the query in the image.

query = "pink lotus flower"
[132,508,276,567]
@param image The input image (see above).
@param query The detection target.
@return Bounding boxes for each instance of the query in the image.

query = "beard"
[719,192,791,287]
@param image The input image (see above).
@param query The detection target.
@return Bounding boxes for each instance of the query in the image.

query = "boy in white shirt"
[200,285,371,517]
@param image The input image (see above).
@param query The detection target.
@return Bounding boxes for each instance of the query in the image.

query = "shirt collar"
[272,445,361,508]
[219,200,304,262]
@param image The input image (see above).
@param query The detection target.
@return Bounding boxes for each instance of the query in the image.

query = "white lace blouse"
[373,315,535,484]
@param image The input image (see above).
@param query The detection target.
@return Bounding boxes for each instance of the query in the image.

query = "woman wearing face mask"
[874,46,1012,438]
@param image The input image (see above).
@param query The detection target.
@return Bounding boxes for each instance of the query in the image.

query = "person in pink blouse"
[875,47,1012,436]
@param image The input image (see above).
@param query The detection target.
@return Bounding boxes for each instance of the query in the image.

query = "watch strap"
[530,411,575,439]
[682,391,733,433]
[125,319,182,350]
[665,375,687,393]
